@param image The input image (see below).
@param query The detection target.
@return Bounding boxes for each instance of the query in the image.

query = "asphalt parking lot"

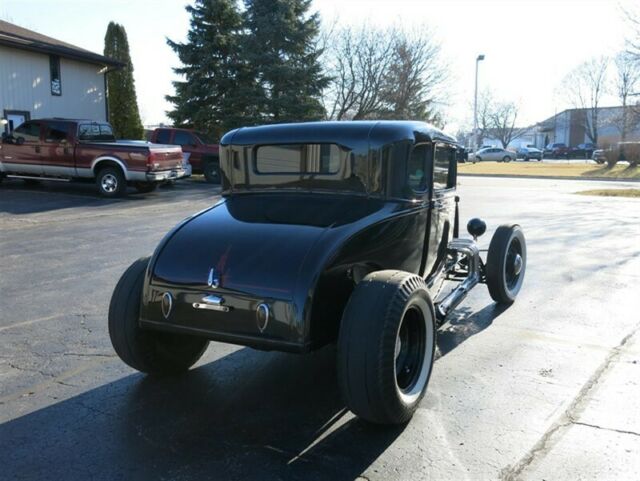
[1,176,639,480]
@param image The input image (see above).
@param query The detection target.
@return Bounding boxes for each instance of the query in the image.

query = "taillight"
[147,152,159,170]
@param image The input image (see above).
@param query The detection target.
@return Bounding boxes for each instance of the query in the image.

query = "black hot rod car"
[109,121,526,425]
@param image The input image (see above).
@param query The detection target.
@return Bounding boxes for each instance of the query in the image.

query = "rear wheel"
[503,156,512,163]
[474,156,481,163]
[486,225,526,304]
[337,270,436,425]
[96,166,126,197]
[108,257,209,375]
[203,157,221,184]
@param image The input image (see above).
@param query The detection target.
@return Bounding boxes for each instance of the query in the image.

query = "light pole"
[473,54,485,151]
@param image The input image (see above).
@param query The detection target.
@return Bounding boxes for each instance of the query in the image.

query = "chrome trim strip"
[192,294,230,312]
[192,303,230,312]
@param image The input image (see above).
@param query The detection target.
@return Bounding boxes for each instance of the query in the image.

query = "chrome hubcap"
[512,253,523,276]
[101,174,118,193]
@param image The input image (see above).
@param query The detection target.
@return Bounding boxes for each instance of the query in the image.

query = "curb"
[458,173,640,183]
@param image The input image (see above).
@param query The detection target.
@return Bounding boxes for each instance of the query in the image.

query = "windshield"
[78,123,116,142]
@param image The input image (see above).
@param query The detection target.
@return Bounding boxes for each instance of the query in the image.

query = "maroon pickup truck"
[0,119,187,197]
[150,127,220,183]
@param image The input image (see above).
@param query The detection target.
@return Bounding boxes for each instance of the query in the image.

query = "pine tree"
[166,0,246,138]
[243,0,328,123]
[103,22,144,139]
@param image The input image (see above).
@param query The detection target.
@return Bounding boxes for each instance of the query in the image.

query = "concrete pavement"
[0,176,638,480]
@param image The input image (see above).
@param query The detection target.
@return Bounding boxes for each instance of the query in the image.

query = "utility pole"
[473,54,485,151]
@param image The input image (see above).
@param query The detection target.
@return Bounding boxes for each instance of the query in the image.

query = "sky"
[1,0,637,133]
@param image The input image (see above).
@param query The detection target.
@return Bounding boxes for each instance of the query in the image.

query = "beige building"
[0,20,121,134]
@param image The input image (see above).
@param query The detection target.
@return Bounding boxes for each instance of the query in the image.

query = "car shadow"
[0,177,219,215]
[0,302,505,480]
[436,302,509,358]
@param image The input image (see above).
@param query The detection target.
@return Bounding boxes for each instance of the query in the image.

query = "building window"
[50,55,61,96]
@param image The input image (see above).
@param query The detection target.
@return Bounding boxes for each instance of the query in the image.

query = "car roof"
[220,121,456,148]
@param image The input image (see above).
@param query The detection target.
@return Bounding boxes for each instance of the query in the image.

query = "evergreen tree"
[243,0,328,123]
[166,0,247,137]
[103,22,144,139]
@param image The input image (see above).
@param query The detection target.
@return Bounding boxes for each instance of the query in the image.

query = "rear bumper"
[146,168,187,182]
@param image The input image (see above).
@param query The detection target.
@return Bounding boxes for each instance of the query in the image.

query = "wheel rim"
[504,237,524,291]
[207,164,219,180]
[101,173,118,193]
[394,305,433,403]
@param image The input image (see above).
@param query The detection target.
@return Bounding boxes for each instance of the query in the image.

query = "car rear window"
[255,144,346,174]
[155,129,171,144]
[78,123,116,142]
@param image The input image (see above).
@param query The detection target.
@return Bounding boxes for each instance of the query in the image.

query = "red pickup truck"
[150,127,220,183]
[0,119,187,197]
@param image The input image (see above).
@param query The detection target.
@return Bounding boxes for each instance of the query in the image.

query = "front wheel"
[486,225,526,304]
[475,156,481,163]
[108,257,209,375]
[337,270,436,425]
[203,157,221,184]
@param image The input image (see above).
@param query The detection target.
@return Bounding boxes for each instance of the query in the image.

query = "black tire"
[475,156,481,163]
[203,157,221,184]
[337,270,436,425]
[503,156,512,163]
[486,225,526,305]
[96,166,127,197]
[108,257,209,375]
[524,157,529,162]
[133,182,157,193]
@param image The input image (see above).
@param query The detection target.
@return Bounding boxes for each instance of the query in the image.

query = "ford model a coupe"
[109,121,526,425]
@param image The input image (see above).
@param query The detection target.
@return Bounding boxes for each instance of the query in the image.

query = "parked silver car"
[473,147,515,163]
[516,146,543,161]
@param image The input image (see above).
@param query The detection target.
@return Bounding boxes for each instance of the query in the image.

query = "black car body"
[141,121,458,351]
[110,120,527,425]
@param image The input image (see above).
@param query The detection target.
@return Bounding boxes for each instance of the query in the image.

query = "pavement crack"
[499,323,640,481]
[570,421,640,438]
[7,362,54,378]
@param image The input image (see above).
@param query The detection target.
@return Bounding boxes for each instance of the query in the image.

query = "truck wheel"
[337,270,436,425]
[108,257,209,375]
[203,158,220,184]
[96,166,126,197]
[133,182,157,193]
[486,225,526,304]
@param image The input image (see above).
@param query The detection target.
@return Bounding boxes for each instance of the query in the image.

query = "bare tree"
[379,28,447,126]
[474,90,493,147]
[322,24,448,123]
[489,101,527,148]
[624,6,640,62]
[323,27,394,120]
[611,52,640,141]
[561,56,609,145]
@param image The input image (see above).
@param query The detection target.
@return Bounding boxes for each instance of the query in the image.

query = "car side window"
[155,129,171,144]
[45,121,70,143]
[407,144,428,193]
[434,145,454,190]
[13,122,41,142]
[174,131,194,146]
